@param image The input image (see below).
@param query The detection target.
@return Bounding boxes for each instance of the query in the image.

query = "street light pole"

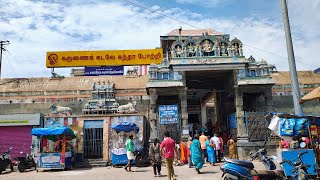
[0,40,10,79]
[281,0,303,114]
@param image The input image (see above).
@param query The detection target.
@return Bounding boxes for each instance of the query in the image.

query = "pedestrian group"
[124,131,237,180]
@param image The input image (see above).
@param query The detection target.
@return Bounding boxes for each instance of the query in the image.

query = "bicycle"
[280,151,318,180]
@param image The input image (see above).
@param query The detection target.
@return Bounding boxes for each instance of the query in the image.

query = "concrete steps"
[74,159,110,168]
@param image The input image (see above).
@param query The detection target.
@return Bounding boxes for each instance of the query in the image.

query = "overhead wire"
[121,0,314,69]
[121,0,309,101]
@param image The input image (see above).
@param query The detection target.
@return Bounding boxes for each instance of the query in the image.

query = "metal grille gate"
[83,128,103,158]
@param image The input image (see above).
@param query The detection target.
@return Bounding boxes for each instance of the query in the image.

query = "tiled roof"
[166,29,223,36]
[272,71,320,85]
[0,75,148,92]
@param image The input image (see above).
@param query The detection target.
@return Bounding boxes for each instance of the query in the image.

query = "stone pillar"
[149,88,158,140]
[180,88,189,141]
[201,102,207,128]
[235,87,249,159]
[264,87,274,112]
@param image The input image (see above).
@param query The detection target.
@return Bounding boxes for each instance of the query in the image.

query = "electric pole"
[281,0,303,114]
[0,40,10,79]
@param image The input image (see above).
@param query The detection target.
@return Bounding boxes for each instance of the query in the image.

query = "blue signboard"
[84,120,104,129]
[159,105,178,124]
[84,66,124,76]
[39,153,62,169]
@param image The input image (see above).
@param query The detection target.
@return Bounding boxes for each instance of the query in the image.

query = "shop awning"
[31,126,76,140]
[300,87,320,104]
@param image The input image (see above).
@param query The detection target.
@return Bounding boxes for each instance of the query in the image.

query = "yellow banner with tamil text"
[46,48,163,67]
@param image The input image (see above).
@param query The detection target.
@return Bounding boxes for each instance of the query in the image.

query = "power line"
[122,0,200,29]
[122,0,314,69]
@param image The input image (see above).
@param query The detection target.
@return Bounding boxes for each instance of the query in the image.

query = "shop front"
[0,113,43,160]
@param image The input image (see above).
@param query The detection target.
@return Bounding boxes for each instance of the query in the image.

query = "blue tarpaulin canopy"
[31,126,76,140]
[111,122,139,134]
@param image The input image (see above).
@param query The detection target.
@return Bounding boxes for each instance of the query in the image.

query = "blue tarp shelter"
[31,126,76,140]
[111,122,139,134]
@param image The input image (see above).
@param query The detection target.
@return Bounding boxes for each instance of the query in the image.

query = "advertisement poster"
[39,153,62,168]
[159,105,179,124]
[84,66,124,76]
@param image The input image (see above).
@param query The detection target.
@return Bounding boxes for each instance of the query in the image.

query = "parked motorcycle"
[220,141,284,180]
[0,147,14,174]
[16,148,36,173]
[249,140,276,171]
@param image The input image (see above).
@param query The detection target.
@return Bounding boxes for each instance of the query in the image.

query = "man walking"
[124,135,135,172]
[160,131,178,180]
[210,134,221,163]
[199,132,208,162]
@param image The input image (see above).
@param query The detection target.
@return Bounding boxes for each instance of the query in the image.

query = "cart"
[31,126,76,171]
[110,122,139,166]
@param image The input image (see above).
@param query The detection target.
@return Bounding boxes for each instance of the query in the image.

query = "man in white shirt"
[210,134,221,162]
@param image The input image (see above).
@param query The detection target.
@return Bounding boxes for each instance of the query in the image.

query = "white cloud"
[0,0,318,78]
[175,0,226,7]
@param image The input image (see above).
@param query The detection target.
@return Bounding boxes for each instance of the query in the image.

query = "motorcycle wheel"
[18,165,25,173]
[135,155,144,167]
[10,163,13,172]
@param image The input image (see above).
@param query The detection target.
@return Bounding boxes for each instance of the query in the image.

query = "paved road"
[0,161,266,180]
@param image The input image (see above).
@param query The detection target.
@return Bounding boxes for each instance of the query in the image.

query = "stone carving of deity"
[239,46,243,56]
[171,48,175,58]
[175,45,183,57]
[231,45,235,56]
[220,42,227,56]
[234,44,240,56]
[202,40,212,53]
[187,43,195,57]
[227,46,231,56]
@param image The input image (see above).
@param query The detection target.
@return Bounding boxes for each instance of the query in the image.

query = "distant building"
[272,71,320,96]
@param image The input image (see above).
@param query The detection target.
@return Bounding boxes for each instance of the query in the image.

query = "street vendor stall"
[268,113,318,177]
[110,122,139,166]
[31,126,76,171]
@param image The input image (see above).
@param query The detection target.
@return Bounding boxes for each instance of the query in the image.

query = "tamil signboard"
[159,105,179,124]
[0,113,42,126]
[46,48,163,68]
[84,66,124,76]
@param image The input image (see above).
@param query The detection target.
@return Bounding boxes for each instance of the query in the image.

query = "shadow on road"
[133,169,151,172]
[200,171,217,174]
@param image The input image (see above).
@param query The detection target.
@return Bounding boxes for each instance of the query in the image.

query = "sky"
[0,0,319,78]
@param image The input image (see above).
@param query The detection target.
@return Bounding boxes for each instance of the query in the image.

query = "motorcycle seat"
[251,170,284,177]
[224,158,254,169]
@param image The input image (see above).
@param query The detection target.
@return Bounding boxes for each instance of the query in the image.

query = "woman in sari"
[190,134,204,174]
[227,135,237,159]
[205,136,216,165]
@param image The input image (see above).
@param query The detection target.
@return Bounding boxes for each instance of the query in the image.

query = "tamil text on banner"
[46,48,163,67]
[84,66,124,76]
[159,105,179,124]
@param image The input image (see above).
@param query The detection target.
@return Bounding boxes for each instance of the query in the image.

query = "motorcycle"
[0,147,14,174]
[16,147,36,173]
[220,141,284,180]
[134,148,150,167]
[249,140,276,171]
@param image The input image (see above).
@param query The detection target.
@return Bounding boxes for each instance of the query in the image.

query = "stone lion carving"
[127,67,139,76]
[49,104,72,115]
[117,101,137,114]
